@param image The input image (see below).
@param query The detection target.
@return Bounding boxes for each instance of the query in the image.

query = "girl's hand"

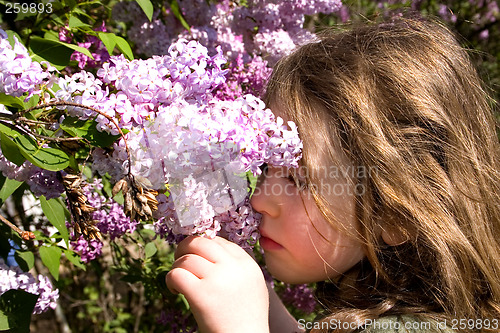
[166,236,270,333]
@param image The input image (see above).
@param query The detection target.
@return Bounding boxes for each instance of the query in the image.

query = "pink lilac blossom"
[215,54,272,101]
[4,30,301,245]
[216,198,262,249]
[0,29,52,98]
[0,258,59,314]
[56,38,227,134]
[112,0,342,70]
[113,93,301,239]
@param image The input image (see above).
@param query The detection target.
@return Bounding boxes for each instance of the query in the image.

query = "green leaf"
[0,122,23,138]
[0,289,38,332]
[0,175,23,208]
[97,32,116,55]
[169,0,191,31]
[29,37,75,67]
[68,16,92,29]
[0,132,25,166]
[23,94,40,110]
[54,41,94,59]
[136,0,154,21]
[39,246,62,280]
[40,196,69,245]
[14,250,35,271]
[115,35,134,60]
[0,93,25,108]
[60,116,120,148]
[97,32,134,60]
[63,249,86,270]
[145,242,157,258]
[13,135,69,171]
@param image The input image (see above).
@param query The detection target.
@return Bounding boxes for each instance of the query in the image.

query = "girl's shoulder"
[358,315,454,333]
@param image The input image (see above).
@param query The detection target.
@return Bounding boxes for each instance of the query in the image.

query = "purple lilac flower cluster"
[0,29,52,98]
[95,202,138,241]
[111,0,342,100]
[83,179,138,241]
[120,93,301,240]
[0,258,59,314]
[467,0,499,40]
[59,22,111,70]
[55,39,227,135]
[156,309,196,332]
[71,236,103,263]
[71,179,138,263]
[70,180,139,261]
[231,0,342,63]
[0,144,64,200]
[215,54,272,101]
[281,284,317,314]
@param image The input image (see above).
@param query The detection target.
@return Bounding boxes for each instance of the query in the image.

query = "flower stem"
[0,214,35,241]
[20,101,133,175]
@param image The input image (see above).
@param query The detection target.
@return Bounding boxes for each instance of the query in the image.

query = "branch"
[20,101,132,174]
[0,214,35,241]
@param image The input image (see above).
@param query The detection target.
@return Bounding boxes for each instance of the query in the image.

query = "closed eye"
[286,173,307,189]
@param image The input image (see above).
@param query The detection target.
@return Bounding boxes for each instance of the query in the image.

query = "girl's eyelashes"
[286,174,307,189]
[259,163,268,174]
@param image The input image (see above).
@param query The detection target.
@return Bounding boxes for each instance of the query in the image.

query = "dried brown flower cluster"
[62,174,102,241]
[112,175,158,221]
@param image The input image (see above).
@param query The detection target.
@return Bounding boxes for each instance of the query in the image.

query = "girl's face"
[250,163,365,284]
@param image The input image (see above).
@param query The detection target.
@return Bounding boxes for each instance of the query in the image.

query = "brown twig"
[14,117,54,127]
[29,131,84,143]
[0,214,35,241]
[20,101,132,174]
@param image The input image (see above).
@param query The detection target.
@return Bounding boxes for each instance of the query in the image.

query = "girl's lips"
[259,235,283,251]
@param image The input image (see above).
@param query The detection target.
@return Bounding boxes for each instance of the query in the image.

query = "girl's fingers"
[166,266,201,295]
[171,253,214,279]
[174,236,229,263]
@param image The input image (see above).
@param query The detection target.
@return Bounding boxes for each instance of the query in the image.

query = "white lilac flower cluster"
[0,259,59,314]
[56,38,302,245]
[0,30,52,98]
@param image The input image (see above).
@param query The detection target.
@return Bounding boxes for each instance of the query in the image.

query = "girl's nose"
[249,170,281,218]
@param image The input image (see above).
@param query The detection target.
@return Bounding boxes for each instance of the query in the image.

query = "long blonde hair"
[265,17,500,332]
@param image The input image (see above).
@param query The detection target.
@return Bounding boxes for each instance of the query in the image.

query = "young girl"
[166,17,500,333]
